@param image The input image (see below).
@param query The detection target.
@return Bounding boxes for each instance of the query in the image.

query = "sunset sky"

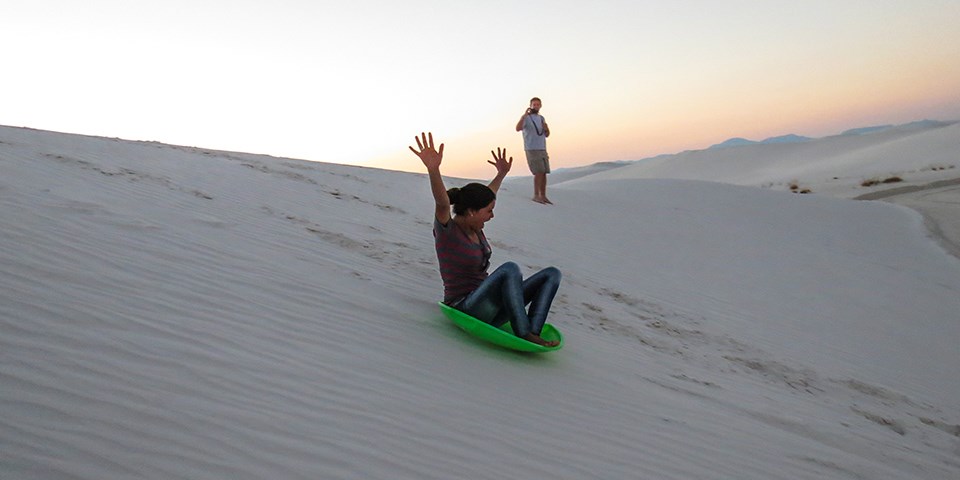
[4,0,960,179]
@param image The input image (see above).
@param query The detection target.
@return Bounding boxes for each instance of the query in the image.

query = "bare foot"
[532,196,547,204]
[522,333,560,347]
[542,197,553,205]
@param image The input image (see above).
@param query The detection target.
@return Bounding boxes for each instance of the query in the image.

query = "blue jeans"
[455,262,561,337]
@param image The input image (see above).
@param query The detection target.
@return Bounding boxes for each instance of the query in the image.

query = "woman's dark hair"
[447,183,495,215]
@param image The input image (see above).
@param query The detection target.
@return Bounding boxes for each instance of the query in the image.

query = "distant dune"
[553,120,960,198]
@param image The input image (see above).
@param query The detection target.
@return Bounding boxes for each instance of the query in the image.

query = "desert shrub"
[861,178,880,187]
[882,176,903,184]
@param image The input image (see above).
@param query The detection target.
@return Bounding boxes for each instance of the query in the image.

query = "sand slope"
[2,126,959,479]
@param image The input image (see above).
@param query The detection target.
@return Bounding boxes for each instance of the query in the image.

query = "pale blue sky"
[4,0,959,177]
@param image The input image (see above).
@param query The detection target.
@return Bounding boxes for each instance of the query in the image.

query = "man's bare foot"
[522,333,560,347]
[532,196,547,204]
[542,197,553,205]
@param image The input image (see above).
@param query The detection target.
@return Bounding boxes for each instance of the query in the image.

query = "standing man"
[516,97,552,204]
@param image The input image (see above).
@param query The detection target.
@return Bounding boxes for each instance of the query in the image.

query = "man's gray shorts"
[525,150,550,174]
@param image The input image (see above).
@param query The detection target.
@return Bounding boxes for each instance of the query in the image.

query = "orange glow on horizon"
[3,2,959,180]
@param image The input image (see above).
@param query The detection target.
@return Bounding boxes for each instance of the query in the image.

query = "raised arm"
[487,147,513,194]
[409,132,450,225]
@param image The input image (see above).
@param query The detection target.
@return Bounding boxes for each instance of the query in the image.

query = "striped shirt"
[434,218,491,304]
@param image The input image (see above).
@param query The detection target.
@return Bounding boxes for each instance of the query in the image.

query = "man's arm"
[515,112,528,132]
[542,117,550,137]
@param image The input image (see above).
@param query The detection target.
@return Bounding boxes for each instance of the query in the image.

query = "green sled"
[438,302,564,352]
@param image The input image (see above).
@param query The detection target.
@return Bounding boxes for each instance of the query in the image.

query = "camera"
[527,107,539,115]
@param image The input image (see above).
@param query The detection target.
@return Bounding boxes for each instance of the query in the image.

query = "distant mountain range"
[707,119,955,150]
[545,119,958,183]
[709,134,812,149]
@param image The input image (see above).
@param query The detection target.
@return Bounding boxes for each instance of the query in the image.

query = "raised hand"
[488,147,513,177]
[409,132,444,171]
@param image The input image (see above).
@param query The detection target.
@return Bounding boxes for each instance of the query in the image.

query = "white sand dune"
[2,125,959,479]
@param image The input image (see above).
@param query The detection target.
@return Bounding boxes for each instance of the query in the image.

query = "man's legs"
[526,150,551,204]
[532,174,542,202]
[534,173,551,204]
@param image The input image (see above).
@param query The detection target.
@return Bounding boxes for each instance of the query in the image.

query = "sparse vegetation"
[787,181,811,194]
[862,176,906,187]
